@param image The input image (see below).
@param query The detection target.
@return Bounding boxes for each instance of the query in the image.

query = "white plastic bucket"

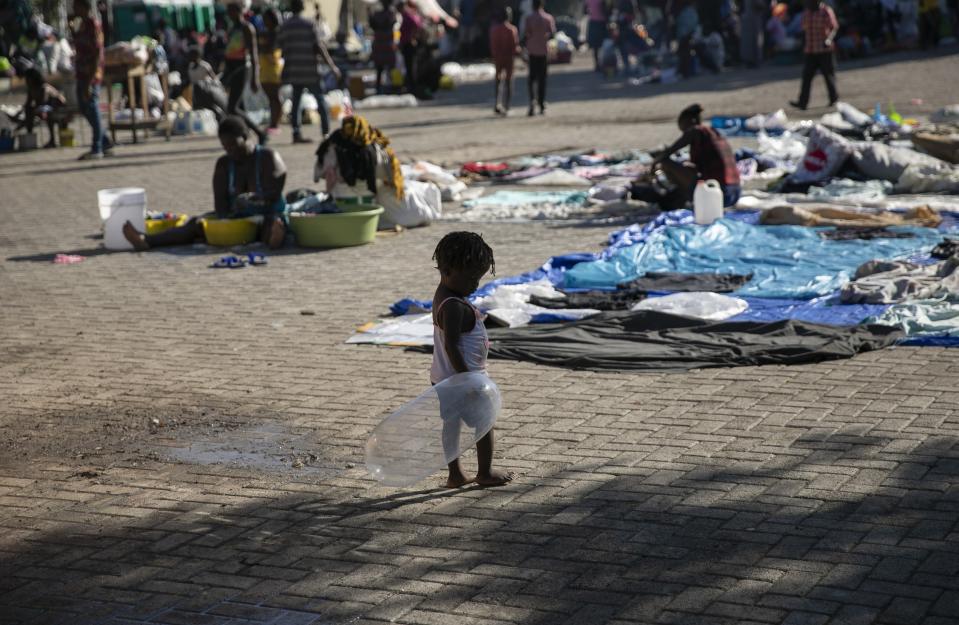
[98,188,146,250]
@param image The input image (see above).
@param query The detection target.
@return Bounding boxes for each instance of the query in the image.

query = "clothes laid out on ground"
[760,204,942,228]
[530,287,647,311]
[439,103,956,224]
[840,257,959,304]
[867,297,959,340]
[932,238,959,259]
[819,227,917,241]
[451,190,590,221]
[485,310,902,371]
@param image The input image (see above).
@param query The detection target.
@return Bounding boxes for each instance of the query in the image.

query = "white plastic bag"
[836,101,873,127]
[758,130,807,163]
[745,109,788,132]
[896,163,959,194]
[324,89,353,122]
[366,372,501,487]
[789,124,856,184]
[378,179,443,228]
[631,292,748,320]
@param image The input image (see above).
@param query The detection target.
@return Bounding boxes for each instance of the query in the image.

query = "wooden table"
[104,63,171,144]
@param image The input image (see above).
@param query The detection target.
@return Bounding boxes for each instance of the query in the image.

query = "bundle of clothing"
[315,115,404,200]
[314,115,441,228]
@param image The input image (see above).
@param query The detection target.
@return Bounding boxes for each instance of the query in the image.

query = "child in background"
[431,232,514,488]
[257,8,283,134]
[489,7,519,116]
[18,68,69,148]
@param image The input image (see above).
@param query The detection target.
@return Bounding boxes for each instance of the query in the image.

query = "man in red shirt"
[523,0,556,116]
[489,7,519,115]
[789,0,839,111]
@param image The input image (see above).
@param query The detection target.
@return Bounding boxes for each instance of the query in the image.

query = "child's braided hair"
[432,231,495,277]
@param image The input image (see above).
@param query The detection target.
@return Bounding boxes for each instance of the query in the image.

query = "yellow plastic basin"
[201,216,259,246]
[289,203,384,248]
[145,214,188,235]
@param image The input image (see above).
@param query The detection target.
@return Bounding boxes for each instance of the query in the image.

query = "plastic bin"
[289,203,383,248]
[17,133,38,151]
[145,214,188,235]
[98,187,147,250]
[59,128,75,147]
[201,216,259,246]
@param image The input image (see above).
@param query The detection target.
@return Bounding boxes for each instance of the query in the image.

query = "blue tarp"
[564,218,945,299]
[390,207,959,345]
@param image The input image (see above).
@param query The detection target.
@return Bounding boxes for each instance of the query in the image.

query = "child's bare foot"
[475,469,514,487]
[122,221,149,251]
[445,473,475,488]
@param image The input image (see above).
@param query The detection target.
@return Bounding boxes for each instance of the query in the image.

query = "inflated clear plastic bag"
[366,372,501,487]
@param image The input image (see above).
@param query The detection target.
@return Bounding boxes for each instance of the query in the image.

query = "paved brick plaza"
[2,50,959,625]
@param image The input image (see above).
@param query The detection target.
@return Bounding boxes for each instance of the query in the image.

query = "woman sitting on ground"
[123,116,288,250]
[651,103,741,208]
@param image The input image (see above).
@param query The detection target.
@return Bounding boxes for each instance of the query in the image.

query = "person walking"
[489,7,519,115]
[919,0,941,50]
[71,0,112,160]
[222,0,267,144]
[369,0,398,94]
[278,0,340,143]
[523,0,555,117]
[739,0,765,68]
[258,8,283,135]
[399,0,424,96]
[584,0,609,72]
[789,0,839,111]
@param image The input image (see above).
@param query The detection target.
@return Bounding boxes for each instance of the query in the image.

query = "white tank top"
[430,297,489,384]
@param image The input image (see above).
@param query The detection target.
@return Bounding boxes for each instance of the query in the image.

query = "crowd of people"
[574,0,959,78]
[2,0,958,159]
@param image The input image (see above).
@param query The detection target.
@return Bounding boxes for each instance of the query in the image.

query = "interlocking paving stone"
[4,50,959,625]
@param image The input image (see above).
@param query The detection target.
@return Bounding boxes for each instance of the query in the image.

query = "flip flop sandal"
[210,255,246,269]
[247,252,268,266]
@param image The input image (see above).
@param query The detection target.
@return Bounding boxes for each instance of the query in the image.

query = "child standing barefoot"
[431,232,514,488]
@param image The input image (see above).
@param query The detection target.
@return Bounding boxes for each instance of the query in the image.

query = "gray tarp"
[486,310,902,371]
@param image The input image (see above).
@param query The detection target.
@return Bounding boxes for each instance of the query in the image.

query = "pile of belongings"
[314,115,441,228]
[352,201,959,370]
[349,102,959,369]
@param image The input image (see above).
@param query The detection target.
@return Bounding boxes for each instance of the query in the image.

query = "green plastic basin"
[289,203,384,248]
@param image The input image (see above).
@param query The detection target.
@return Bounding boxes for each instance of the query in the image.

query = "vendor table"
[104,62,171,144]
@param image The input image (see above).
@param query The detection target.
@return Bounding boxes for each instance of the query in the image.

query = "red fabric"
[801,4,838,54]
[689,125,740,187]
[462,162,509,175]
[73,16,104,85]
[489,22,519,67]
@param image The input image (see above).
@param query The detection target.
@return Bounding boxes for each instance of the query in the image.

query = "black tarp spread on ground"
[616,271,754,292]
[486,310,902,371]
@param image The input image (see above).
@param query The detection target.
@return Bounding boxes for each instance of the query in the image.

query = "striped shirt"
[277,15,324,84]
[801,4,838,54]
